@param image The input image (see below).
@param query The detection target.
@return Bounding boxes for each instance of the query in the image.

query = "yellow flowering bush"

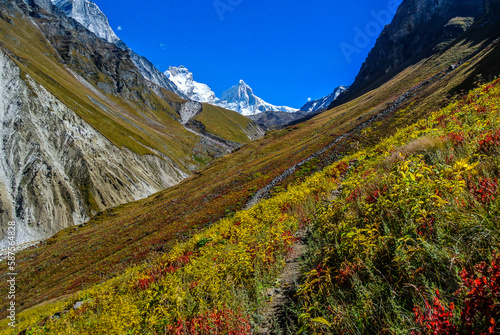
[297,78,500,333]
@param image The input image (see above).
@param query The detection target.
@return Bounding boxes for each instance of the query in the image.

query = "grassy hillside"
[4,77,499,334]
[296,78,500,334]
[195,104,259,144]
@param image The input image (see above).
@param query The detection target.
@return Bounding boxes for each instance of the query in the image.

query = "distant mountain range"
[50,0,344,120]
[166,66,299,116]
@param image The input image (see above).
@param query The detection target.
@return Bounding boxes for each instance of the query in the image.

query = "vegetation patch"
[296,78,500,334]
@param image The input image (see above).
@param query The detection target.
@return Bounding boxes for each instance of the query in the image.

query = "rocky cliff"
[334,0,500,105]
[0,49,187,248]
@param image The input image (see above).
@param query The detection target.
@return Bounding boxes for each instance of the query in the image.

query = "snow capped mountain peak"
[165,66,218,104]
[51,0,120,44]
[166,68,298,117]
[168,65,191,78]
[221,80,255,104]
[220,81,297,116]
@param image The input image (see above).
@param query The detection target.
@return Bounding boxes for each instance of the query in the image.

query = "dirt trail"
[249,54,475,333]
[256,230,310,335]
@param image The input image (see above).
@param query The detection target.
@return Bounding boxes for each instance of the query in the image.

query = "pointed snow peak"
[165,66,218,104]
[221,81,254,104]
[166,66,192,80]
[219,80,298,116]
[51,0,120,44]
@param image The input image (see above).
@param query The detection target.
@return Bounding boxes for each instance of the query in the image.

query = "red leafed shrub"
[166,308,252,335]
[336,261,363,286]
[412,290,457,335]
[136,252,194,290]
[137,276,155,290]
[459,254,500,334]
[417,216,436,237]
[469,178,498,204]
[337,161,349,175]
[281,203,292,213]
[483,84,495,93]
[448,132,465,146]
[435,114,449,128]
[476,106,488,114]
[346,188,361,203]
[478,131,500,154]
[366,187,388,204]
[413,255,500,334]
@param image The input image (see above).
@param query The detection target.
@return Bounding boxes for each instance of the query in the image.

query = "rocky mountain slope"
[128,51,186,98]
[50,0,186,97]
[248,110,308,129]
[0,48,186,248]
[0,0,263,248]
[333,0,500,105]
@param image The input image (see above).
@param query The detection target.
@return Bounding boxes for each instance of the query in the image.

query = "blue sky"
[96,0,403,108]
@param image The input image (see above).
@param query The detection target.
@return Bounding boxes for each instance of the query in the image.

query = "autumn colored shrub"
[478,131,500,154]
[459,254,500,334]
[448,132,466,146]
[469,178,498,204]
[166,308,251,335]
[412,291,457,335]
[412,254,500,335]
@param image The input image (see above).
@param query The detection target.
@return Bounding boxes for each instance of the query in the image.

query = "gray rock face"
[51,0,119,43]
[249,110,309,129]
[0,49,187,248]
[25,0,53,11]
[50,0,185,98]
[129,51,187,98]
[336,0,499,104]
[179,101,203,125]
